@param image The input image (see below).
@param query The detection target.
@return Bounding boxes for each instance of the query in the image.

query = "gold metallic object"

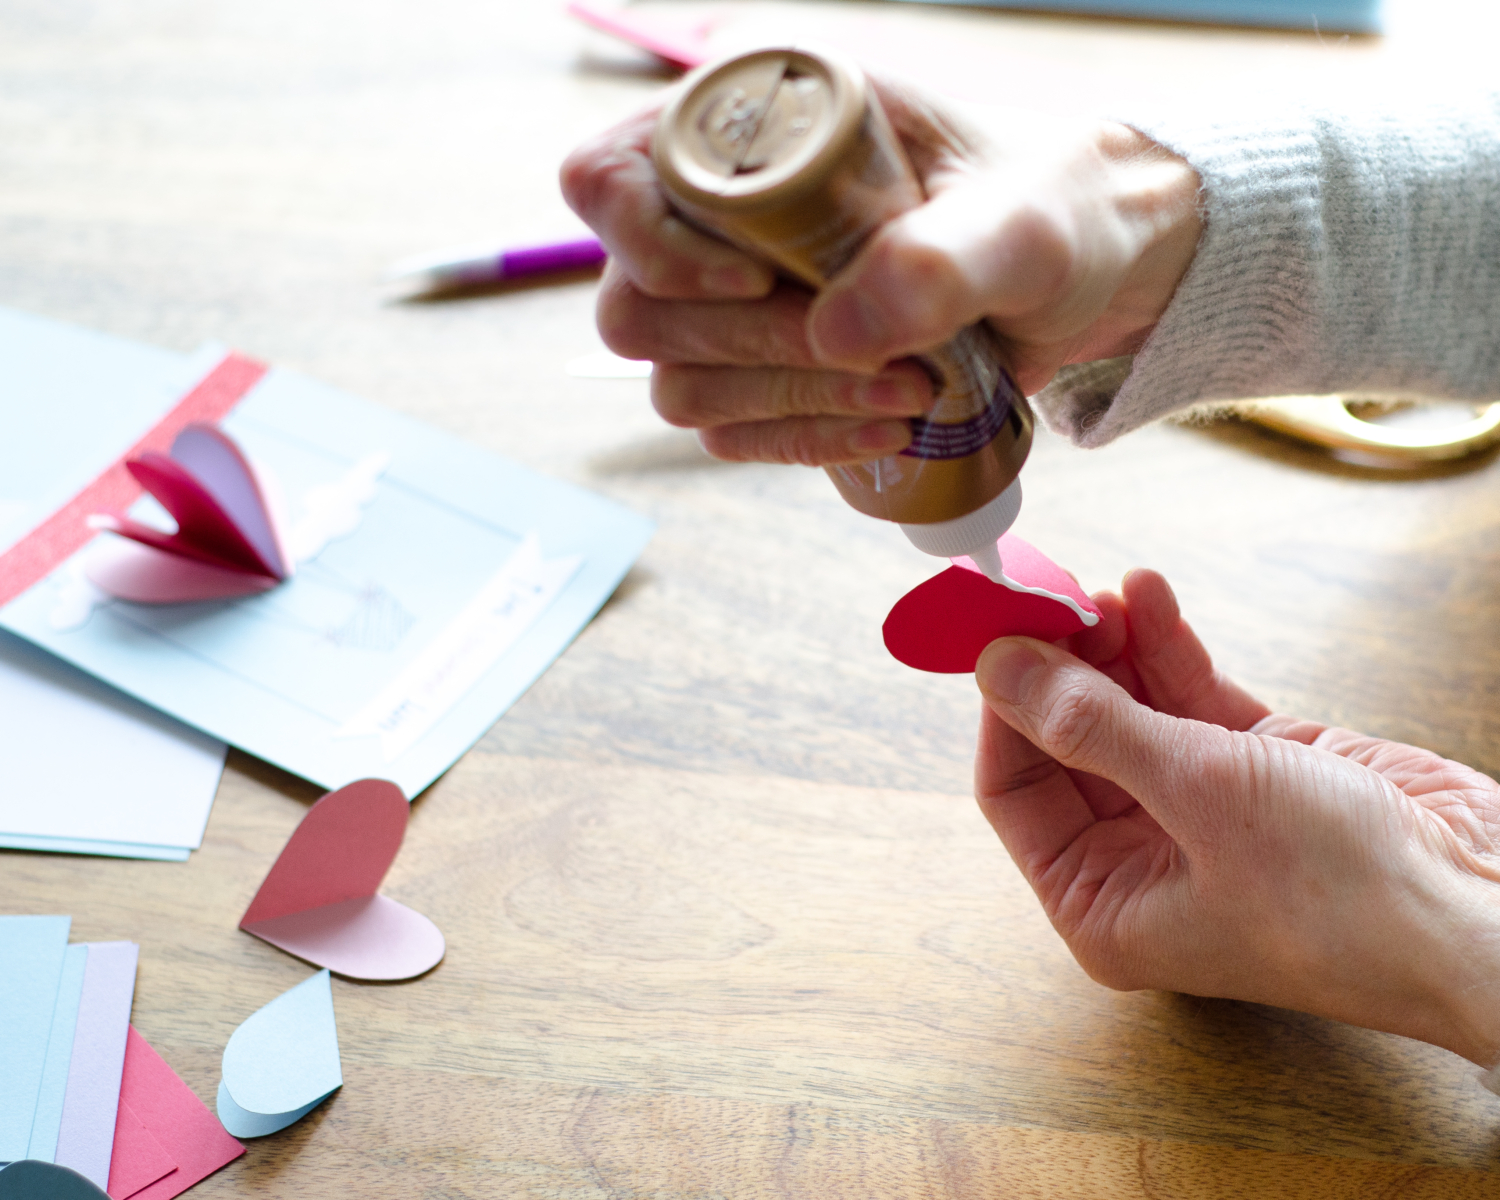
[1243,396,1500,463]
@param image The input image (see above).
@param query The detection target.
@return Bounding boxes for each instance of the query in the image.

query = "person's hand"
[560,73,1203,466]
[974,568,1500,1067]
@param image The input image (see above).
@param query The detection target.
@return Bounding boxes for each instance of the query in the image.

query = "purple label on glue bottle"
[899,371,1020,461]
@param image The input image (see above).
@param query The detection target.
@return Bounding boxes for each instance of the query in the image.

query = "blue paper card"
[0,309,653,795]
[0,914,71,1164]
[893,0,1382,34]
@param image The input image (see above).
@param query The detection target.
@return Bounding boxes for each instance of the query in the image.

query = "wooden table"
[4,0,1500,1194]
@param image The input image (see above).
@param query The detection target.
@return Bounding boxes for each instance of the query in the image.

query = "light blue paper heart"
[216,969,341,1138]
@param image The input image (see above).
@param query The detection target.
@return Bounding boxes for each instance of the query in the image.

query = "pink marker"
[386,236,607,296]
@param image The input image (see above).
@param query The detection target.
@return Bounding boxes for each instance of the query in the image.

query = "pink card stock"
[86,424,291,604]
[108,1027,244,1200]
[884,534,1102,674]
[216,970,342,1139]
[239,779,445,981]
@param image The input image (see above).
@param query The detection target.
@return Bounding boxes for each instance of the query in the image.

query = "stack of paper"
[0,307,654,799]
[0,632,226,861]
[0,915,243,1199]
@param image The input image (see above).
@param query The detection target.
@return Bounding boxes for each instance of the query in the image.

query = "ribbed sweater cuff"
[1035,93,1500,447]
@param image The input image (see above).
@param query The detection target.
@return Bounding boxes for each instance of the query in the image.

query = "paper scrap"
[0,1160,110,1198]
[55,943,139,1189]
[217,970,342,1139]
[0,914,71,1163]
[27,944,89,1162]
[108,1027,243,1200]
[883,534,1103,674]
[239,779,444,981]
[104,1104,174,1200]
[86,425,291,605]
[336,533,581,761]
[0,629,226,861]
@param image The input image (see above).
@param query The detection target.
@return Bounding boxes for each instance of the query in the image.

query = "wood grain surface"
[3,0,1500,1195]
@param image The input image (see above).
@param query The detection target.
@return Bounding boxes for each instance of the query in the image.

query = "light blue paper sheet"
[894,0,1382,34]
[0,308,654,796]
[0,914,71,1164]
[25,943,88,1163]
[0,630,225,861]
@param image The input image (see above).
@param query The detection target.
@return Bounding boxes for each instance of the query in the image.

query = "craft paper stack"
[0,915,244,1199]
[0,631,226,861]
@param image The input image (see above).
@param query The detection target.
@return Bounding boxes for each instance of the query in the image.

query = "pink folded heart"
[240,779,446,982]
[883,533,1102,674]
[87,424,291,604]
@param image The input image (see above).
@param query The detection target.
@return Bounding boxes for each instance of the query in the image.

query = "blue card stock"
[0,915,71,1164]
[26,944,88,1163]
[217,970,342,1138]
[896,0,1383,34]
[0,308,653,796]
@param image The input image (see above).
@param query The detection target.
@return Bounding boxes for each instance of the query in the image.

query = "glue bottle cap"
[898,480,1022,583]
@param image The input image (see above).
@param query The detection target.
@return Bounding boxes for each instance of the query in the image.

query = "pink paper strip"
[108,1028,243,1200]
[0,352,267,607]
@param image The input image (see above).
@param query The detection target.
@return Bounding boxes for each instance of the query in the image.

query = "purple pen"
[387,236,607,295]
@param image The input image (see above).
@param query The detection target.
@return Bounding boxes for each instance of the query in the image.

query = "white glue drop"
[994,571,1100,627]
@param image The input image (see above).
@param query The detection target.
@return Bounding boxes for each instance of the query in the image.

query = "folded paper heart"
[216,970,341,1139]
[239,779,445,982]
[884,533,1102,674]
[0,1161,112,1199]
[86,424,292,604]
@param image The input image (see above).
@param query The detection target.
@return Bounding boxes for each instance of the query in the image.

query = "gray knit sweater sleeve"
[1033,89,1500,447]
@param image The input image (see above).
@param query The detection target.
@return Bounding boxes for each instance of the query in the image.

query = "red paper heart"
[883,534,1101,674]
[87,424,292,603]
[239,779,445,982]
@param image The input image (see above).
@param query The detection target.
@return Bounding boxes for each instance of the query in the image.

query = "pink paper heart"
[883,533,1102,674]
[240,779,445,982]
[87,424,290,604]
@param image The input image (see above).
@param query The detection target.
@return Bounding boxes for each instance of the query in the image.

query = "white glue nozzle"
[968,540,1004,583]
[899,479,1022,585]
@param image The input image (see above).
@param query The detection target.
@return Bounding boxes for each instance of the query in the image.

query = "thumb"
[976,636,1217,838]
[806,177,1083,373]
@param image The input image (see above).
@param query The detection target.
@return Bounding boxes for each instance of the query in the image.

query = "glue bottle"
[651,47,1033,582]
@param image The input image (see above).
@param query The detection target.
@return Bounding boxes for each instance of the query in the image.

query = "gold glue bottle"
[652,47,1033,582]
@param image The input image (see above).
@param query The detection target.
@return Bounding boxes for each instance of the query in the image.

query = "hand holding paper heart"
[972,568,1500,1069]
[86,424,292,604]
[883,534,1102,674]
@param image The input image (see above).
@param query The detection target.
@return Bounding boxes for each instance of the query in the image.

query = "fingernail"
[848,420,911,457]
[981,642,1046,704]
[811,290,889,364]
[701,263,768,297]
[855,375,925,416]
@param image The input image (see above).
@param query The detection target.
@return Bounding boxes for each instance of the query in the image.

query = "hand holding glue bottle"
[649,48,1030,582]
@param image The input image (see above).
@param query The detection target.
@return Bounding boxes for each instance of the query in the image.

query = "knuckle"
[1035,675,1108,765]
